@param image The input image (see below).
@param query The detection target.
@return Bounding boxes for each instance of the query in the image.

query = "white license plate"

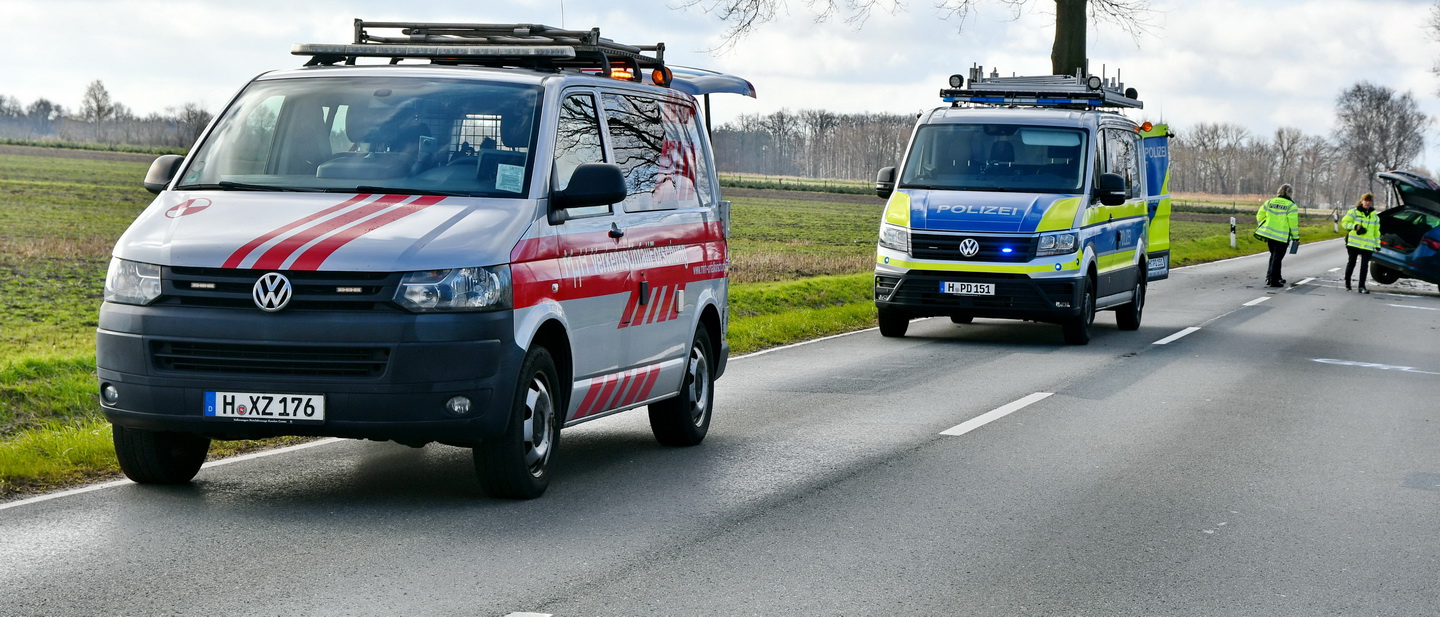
[204,391,325,423]
[940,281,995,296]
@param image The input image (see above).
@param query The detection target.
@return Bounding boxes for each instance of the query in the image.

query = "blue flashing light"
[1001,247,1013,254]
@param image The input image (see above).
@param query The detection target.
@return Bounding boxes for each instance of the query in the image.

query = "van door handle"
[609,223,625,239]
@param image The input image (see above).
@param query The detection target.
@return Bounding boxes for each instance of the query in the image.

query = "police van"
[873,67,1172,344]
[97,21,755,498]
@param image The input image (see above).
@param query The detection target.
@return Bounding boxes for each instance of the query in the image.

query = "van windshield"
[177,76,541,198]
[898,124,1088,194]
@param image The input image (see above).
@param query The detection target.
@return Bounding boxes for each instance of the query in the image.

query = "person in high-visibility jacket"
[1342,192,1381,293]
[1256,183,1300,288]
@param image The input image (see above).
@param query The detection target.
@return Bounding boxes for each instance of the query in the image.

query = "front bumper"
[96,302,523,446]
[874,269,1084,323]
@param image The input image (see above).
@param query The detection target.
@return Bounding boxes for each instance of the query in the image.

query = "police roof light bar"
[940,65,1142,110]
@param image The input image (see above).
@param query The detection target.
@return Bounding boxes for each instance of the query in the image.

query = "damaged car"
[1371,170,1440,291]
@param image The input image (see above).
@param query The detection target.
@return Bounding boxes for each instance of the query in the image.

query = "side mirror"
[875,166,897,199]
[551,163,626,223]
[143,155,185,194]
[1095,172,1127,206]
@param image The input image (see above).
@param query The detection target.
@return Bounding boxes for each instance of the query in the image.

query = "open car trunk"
[1376,171,1440,254]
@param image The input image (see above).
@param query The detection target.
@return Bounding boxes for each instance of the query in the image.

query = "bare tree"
[680,0,1151,75]
[80,80,116,124]
[1333,81,1428,193]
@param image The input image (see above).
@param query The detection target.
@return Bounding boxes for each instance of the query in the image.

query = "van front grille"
[152,341,390,377]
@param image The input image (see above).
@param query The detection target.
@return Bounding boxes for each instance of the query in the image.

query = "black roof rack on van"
[293,19,670,85]
[939,64,1142,110]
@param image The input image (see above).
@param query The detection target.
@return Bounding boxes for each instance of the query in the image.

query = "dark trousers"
[1345,245,1372,288]
[1265,238,1288,286]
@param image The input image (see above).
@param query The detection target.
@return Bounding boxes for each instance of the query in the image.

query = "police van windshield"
[178,76,541,198]
[898,124,1088,194]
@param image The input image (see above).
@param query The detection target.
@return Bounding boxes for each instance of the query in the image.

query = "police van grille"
[910,233,1037,262]
[161,267,402,312]
[890,271,1073,311]
[152,341,390,377]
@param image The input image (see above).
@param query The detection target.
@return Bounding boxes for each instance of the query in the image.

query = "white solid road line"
[0,437,344,512]
[941,392,1053,437]
[1243,297,1271,306]
[1152,326,1200,345]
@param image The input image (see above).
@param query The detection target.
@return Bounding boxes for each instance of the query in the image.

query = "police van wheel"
[1062,277,1095,345]
[878,309,909,337]
[112,425,210,485]
[1115,272,1146,331]
[649,325,714,447]
[1370,265,1399,285]
[949,315,974,324]
[475,345,560,499]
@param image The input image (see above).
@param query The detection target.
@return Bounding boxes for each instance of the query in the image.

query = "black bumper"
[96,302,523,446]
[874,270,1084,323]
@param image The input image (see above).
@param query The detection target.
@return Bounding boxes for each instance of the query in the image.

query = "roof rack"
[939,64,1142,110]
[292,19,668,82]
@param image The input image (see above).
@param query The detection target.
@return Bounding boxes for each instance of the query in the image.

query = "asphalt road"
[3,239,1438,616]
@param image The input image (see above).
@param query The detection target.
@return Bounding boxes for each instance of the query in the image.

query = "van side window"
[602,93,704,212]
[1102,128,1142,199]
[554,93,610,217]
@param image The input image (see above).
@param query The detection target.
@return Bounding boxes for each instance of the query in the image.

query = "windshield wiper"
[349,186,476,197]
[178,182,324,192]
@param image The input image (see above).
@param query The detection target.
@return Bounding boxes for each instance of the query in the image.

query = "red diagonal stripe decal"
[222,194,372,269]
[289,195,445,271]
[251,194,408,270]
[637,366,661,401]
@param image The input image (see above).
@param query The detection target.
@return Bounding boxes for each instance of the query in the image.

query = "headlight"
[1036,232,1078,257]
[104,258,162,305]
[878,223,911,254]
[394,265,511,312]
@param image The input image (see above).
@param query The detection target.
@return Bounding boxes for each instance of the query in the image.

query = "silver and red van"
[97,21,754,498]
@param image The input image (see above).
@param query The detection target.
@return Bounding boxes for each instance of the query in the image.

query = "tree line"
[712,81,1430,209]
[0,80,212,149]
[4,77,1428,211]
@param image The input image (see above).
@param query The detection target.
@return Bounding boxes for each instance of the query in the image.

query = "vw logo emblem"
[958,238,981,257]
[252,272,293,312]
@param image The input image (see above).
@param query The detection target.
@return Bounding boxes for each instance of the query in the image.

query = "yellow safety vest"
[1342,207,1380,251]
[1256,197,1299,243]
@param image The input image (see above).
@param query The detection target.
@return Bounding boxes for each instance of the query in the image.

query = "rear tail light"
[1423,236,1440,251]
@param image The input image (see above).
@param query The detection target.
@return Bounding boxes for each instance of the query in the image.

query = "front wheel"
[1370,265,1400,285]
[113,425,210,484]
[475,345,560,499]
[1061,276,1096,345]
[877,308,909,337]
[649,325,715,447]
[1115,271,1146,331]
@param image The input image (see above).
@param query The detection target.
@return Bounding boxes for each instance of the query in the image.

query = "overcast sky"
[6,0,1440,175]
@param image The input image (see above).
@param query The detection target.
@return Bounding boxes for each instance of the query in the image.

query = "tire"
[475,345,560,499]
[878,308,909,338]
[112,425,210,485]
[949,315,974,324]
[649,325,715,447]
[1061,276,1096,345]
[1115,269,1146,331]
[1370,265,1399,285]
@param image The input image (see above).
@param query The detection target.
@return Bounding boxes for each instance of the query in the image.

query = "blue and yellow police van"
[873,67,1172,344]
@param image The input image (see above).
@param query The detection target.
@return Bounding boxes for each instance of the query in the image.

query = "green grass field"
[0,149,1343,496]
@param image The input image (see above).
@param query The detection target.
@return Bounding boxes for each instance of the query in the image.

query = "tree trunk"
[1051,0,1087,76]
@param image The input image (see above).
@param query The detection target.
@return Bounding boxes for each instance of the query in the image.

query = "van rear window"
[898,124,1088,194]
[178,77,541,198]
